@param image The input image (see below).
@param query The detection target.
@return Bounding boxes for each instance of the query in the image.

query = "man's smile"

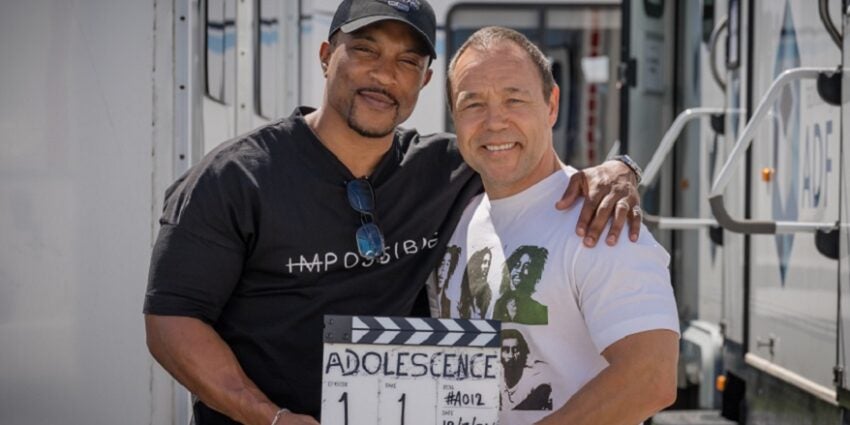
[484,142,518,152]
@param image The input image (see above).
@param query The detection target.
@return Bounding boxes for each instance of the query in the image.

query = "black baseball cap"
[329,0,437,59]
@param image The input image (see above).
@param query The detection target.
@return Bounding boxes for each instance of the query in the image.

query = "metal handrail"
[640,108,742,230]
[642,107,741,187]
[709,17,729,91]
[708,67,840,234]
[819,0,842,49]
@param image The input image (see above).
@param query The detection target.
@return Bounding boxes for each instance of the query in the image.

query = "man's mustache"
[357,88,399,106]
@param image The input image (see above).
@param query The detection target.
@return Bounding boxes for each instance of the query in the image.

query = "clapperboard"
[321,315,501,425]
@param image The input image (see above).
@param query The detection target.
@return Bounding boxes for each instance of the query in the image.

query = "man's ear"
[548,84,561,127]
[319,41,332,77]
[421,68,434,88]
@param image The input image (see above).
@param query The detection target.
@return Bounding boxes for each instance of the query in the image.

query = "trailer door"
[620,0,675,233]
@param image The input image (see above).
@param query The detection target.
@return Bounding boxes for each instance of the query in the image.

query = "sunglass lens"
[347,179,374,213]
[356,222,385,259]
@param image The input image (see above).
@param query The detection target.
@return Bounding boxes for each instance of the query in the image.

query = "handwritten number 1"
[398,393,406,425]
[338,392,349,425]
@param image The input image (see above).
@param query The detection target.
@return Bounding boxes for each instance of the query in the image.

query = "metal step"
[649,410,738,425]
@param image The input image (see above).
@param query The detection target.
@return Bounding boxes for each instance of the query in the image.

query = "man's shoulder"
[396,127,458,152]
[201,112,307,174]
[395,127,456,142]
[393,128,469,177]
[461,191,488,218]
[502,166,585,231]
[166,119,297,199]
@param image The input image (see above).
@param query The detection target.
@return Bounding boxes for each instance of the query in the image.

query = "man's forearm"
[535,330,678,425]
[145,315,279,425]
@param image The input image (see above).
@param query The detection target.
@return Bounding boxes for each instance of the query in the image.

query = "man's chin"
[348,106,400,138]
[348,117,396,138]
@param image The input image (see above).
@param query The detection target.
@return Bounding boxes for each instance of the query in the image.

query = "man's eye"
[462,103,482,111]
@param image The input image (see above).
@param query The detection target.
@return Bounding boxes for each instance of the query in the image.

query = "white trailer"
[632,0,850,422]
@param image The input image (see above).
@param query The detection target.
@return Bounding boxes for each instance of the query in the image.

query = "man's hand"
[278,411,321,425]
[557,160,641,247]
[145,315,309,425]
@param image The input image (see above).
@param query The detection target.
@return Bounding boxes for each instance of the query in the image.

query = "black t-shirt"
[144,107,481,422]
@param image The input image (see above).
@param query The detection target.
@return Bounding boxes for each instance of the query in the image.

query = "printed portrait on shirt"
[458,247,494,319]
[435,245,461,318]
[500,328,553,411]
[494,245,549,324]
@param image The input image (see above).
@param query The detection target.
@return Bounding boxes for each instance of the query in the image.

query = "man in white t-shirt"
[429,26,680,425]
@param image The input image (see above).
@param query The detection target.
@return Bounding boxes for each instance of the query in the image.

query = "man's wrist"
[612,154,642,184]
[270,408,289,425]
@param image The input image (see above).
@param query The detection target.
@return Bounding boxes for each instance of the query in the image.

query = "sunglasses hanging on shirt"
[346,178,386,259]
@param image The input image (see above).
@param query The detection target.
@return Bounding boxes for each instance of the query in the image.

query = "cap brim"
[339,16,436,59]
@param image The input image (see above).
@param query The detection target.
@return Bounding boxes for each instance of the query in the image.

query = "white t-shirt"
[428,166,680,425]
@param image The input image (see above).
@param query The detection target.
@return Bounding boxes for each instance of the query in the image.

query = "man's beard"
[503,360,523,387]
[346,90,399,138]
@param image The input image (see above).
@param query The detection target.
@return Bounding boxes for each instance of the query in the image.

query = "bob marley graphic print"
[493,246,549,325]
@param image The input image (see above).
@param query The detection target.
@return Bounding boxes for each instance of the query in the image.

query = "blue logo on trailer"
[771,0,801,284]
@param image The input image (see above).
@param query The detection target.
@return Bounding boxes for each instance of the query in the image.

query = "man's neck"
[305,107,394,178]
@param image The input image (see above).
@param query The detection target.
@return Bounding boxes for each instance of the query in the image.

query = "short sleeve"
[144,153,258,324]
[570,224,680,354]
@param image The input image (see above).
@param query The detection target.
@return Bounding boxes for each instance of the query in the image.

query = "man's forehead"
[343,20,430,53]
[461,42,528,67]
[457,86,531,99]
[454,53,539,97]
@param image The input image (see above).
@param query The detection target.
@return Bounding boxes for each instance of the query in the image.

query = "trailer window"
[256,0,281,119]
[701,0,716,44]
[206,0,237,104]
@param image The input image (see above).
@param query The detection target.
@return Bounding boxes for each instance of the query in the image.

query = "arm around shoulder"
[557,160,641,247]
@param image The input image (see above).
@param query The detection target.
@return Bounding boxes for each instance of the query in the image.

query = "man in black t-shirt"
[143,1,643,424]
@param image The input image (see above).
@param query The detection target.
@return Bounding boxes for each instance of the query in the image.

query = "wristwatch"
[613,154,643,184]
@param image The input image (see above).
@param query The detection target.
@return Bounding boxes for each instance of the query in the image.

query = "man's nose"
[484,104,509,131]
[368,57,397,87]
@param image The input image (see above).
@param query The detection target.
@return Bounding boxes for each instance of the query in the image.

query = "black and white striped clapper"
[323,315,501,348]
[322,315,503,424]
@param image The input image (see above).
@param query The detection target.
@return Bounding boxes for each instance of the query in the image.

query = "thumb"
[556,172,585,210]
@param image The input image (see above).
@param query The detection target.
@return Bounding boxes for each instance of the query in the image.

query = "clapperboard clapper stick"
[321,315,502,425]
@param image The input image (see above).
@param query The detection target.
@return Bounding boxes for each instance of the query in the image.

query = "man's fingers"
[557,171,586,210]
[629,205,642,242]
[606,200,631,246]
[575,188,600,238]
[286,412,321,425]
[583,193,617,247]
